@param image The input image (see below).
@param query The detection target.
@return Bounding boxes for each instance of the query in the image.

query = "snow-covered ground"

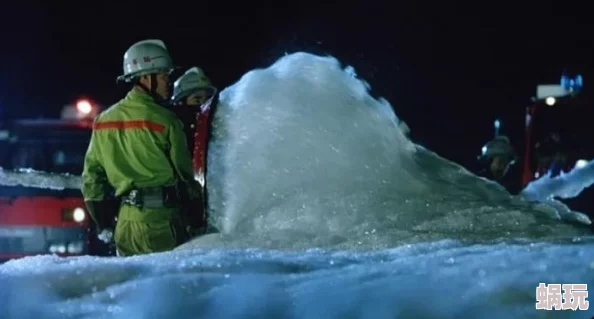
[1,52,593,318]
[2,240,593,319]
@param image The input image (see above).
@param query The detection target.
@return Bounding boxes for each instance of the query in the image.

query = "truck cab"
[0,101,112,260]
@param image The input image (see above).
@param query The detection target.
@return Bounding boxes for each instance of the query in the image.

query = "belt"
[121,185,180,209]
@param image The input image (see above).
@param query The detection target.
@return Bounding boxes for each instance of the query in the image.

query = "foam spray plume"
[188,52,591,251]
[521,159,594,202]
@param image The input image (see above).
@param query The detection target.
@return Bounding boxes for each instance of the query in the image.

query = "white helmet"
[116,39,174,83]
[171,67,217,103]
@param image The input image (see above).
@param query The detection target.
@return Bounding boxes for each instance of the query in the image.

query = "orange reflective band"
[93,120,166,133]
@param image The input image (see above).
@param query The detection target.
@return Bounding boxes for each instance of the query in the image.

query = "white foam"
[0,167,81,190]
[1,240,593,318]
[195,52,591,250]
[521,159,594,202]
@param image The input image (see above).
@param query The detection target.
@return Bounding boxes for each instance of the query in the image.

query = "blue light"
[493,119,501,137]
[561,74,584,92]
[576,75,583,87]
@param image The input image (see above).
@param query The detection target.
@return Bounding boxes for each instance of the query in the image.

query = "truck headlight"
[49,244,66,254]
[73,208,86,222]
[67,241,84,254]
[62,207,86,223]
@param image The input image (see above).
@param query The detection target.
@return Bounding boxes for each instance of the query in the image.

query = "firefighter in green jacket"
[81,39,205,256]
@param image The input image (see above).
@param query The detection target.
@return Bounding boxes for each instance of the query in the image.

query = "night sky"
[1,1,592,167]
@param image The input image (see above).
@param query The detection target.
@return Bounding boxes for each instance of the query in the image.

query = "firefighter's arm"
[81,130,118,231]
[168,119,205,227]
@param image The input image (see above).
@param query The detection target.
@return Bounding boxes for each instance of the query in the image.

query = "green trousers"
[114,204,188,257]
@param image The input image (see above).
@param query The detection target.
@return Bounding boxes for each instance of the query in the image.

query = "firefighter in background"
[82,39,205,256]
[170,67,218,235]
[170,67,217,154]
[477,135,521,193]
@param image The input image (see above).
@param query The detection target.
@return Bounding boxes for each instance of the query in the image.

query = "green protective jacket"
[81,88,203,256]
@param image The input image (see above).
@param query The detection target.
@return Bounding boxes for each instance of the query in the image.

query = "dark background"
[0,1,592,168]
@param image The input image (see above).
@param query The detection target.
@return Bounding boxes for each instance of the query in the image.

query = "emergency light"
[76,99,93,115]
[494,119,501,136]
[560,74,583,93]
[61,98,101,120]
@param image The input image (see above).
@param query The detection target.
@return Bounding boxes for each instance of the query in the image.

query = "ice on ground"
[1,240,593,319]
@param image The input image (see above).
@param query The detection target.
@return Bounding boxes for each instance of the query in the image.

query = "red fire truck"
[0,99,112,260]
[520,74,594,219]
[521,74,590,185]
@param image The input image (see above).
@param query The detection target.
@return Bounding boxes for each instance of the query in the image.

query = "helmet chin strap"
[137,74,168,105]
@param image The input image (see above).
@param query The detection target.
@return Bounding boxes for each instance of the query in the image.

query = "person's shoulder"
[94,97,130,122]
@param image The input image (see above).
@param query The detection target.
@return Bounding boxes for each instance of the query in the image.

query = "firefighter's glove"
[98,229,114,244]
